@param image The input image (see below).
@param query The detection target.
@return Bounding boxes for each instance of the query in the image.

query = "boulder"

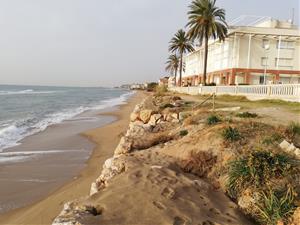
[90,182,98,196]
[148,114,162,126]
[291,207,300,225]
[130,112,139,122]
[139,110,153,123]
[114,137,133,156]
[279,140,290,150]
[171,113,179,119]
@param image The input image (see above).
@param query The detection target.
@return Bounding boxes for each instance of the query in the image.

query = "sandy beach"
[0,91,147,225]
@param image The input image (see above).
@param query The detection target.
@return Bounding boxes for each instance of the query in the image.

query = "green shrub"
[237,112,258,118]
[255,187,296,225]
[286,122,300,137]
[207,115,221,125]
[227,151,298,197]
[222,126,241,141]
[154,85,167,96]
[179,130,188,137]
[262,133,284,146]
[159,103,175,109]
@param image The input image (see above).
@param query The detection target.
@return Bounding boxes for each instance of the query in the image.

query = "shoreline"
[0,91,147,225]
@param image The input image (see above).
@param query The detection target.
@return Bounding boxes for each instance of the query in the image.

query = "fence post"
[267,85,271,96]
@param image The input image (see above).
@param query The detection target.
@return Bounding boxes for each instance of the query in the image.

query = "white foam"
[0,150,83,163]
[0,89,60,95]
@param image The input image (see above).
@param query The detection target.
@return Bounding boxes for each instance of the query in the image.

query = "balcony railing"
[169,84,300,102]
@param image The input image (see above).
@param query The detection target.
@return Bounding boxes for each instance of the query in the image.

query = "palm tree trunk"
[203,34,209,86]
[174,69,177,86]
[179,53,183,87]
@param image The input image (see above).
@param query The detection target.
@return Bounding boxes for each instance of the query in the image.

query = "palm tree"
[165,54,180,85]
[169,29,194,86]
[187,0,228,85]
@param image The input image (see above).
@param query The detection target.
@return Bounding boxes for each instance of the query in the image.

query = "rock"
[130,112,139,122]
[139,110,153,123]
[294,149,300,158]
[172,119,180,123]
[279,140,290,150]
[114,137,133,156]
[291,207,300,225]
[148,114,162,126]
[90,182,98,196]
[287,143,297,152]
[171,113,179,119]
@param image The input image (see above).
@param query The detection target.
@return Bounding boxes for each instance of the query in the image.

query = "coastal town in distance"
[0,1,299,225]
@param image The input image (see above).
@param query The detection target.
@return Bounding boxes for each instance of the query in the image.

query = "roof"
[229,15,272,27]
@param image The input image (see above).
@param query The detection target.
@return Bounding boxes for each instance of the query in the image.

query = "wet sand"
[0,91,147,224]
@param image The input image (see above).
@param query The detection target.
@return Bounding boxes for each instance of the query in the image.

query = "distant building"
[183,16,300,86]
[158,76,169,86]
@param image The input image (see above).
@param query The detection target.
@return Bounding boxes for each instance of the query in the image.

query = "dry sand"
[0,91,147,225]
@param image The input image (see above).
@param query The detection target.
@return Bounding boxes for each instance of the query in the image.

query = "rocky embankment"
[53,94,299,225]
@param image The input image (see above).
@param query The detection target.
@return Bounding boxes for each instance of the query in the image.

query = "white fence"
[169,84,300,102]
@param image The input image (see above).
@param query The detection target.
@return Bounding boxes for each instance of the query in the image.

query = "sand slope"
[76,149,253,225]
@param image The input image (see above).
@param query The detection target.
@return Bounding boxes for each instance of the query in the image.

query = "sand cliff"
[52,94,256,225]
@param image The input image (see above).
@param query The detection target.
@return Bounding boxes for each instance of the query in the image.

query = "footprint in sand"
[201,220,215,225]
[173,216,191,225]
[152,201,166,210]
[161,187,176,199]
[209,208,221,215]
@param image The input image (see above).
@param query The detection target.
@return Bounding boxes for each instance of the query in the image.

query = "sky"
[0,0,299,87]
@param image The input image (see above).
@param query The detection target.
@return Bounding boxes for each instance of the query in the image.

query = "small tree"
[165,54,180,85]
[169,29,194,86]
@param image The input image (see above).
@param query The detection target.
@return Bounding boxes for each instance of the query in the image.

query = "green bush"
[255,187,296,225]
[286,122,300,137]
[159,103,175,109]
[154,85,167,96]
[179,130,188,137]
[262,133,284,146]
[222,126,241,141]
[237,112,258,118]
[207,115,221,125]
[227,151,298,197]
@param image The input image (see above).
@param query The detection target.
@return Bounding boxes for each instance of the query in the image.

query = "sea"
[0,84,132,154]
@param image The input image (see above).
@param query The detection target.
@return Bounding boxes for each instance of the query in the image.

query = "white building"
[183,16,300,86]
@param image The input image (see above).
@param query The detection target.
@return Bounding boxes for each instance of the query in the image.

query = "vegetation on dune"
[227,151,299,198]
[186,0,228,85]
[181,151,217,177]
[154,85,168,97]
[207,114,221,125]
[262,133,284,146]
[222,126,241,142]
[168,29,194,86]
[286,122,300,138]
[255,187,297,225]
[237,112,258,118]
[179,129,189,137]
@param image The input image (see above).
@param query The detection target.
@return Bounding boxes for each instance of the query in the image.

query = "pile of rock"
[90,156,126,195]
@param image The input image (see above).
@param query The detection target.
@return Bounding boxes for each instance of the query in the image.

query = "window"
[262,39,269,48]
[277,40,294,49]
[261,57,269,66]
[275,58,293,69]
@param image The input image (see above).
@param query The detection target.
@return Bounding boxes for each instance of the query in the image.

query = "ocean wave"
[0,91,134,152]
[0,150,83,164]
[0,89,60,95]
